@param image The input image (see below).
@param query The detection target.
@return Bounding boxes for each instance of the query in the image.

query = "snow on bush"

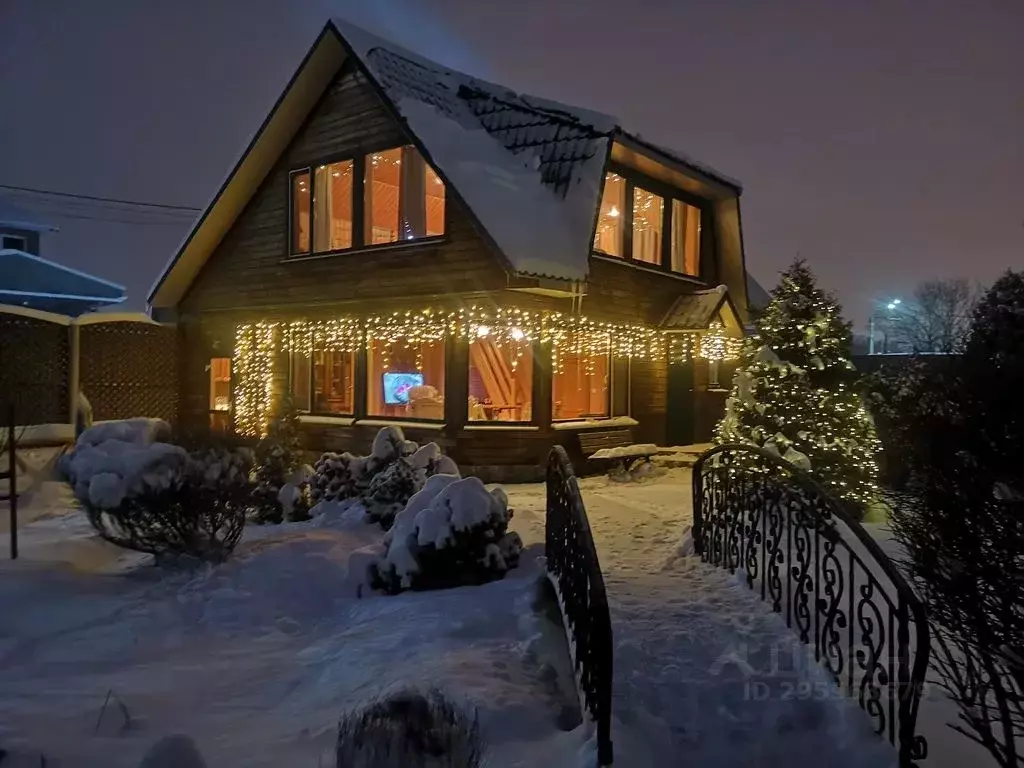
[370,476,523,593]
[336,688,482,768]
[60,418,188,504]
[309,427,460,530]
[82,447,254,562]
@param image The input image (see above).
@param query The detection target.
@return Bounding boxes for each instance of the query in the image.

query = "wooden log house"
[148,18,750,477]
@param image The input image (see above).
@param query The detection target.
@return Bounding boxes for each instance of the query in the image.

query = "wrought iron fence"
[545,445,613,766]
[692,443,929,766]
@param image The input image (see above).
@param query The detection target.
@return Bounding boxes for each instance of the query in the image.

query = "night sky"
[1,0,1021,327]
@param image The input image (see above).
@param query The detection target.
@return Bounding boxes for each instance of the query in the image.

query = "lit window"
[367,337,446,419]
[313,160,354,252]
[671,200,701,276]
[313,349,355,414]
[594,173,625,256]
[552,341,609,420]
[632,186,663,265]
[365,146,446,244]
[468,336,533,422]
[209,357,231,433]
[290,170,310,254]
[289,351,311,412]
[209,358,231,411]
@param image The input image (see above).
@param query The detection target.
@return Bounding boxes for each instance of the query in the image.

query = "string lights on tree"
[714,260,881,512]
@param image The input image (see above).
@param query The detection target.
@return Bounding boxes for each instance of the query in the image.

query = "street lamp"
[869,298,902,355]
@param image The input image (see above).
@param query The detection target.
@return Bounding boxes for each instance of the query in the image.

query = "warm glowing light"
[510,327,525,341]
[608,205,620,218]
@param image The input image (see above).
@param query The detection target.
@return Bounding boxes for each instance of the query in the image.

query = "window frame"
[1,234,27,251]
[466,338,536,425]
[593,163,713,279]
[208,356,233,434]
[288,332,358,418]
[286,143,447,261]
[551,345,613,423]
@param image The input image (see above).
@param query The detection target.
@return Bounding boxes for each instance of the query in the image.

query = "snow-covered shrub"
[311,451,367,503]
[365,458,423,530]
[370,476,522,593]
[250,396,311,524]
[60,418,188,503]
[309,427,459,529]
[82,447,254,562]
[336,688,482,768]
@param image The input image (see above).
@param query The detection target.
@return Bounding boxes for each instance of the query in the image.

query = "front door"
[665,358,695,446]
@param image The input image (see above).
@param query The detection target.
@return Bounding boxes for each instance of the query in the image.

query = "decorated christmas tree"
[716,260,880,513]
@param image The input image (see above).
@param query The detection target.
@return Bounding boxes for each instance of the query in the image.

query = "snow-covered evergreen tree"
[251,395,310,523]
[716,260,881,512]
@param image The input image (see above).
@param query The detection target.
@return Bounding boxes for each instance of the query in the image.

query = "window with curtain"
[552,342,610,420]
[632,186,663,265]
[593,172,625,256]
[671,200,701,276]
[313,349,356,414]
[468,337,533,422]
[365,145,446,245]
[290,170,310,254]
[313,160,354,252]
[367,338,446,419]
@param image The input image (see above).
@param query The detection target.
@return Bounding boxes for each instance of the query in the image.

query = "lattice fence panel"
[0,312,69,425]
[80,322,178,422]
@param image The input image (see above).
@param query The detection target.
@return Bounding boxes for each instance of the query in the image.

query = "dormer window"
[593,171,704,277]
[289,145,445,257]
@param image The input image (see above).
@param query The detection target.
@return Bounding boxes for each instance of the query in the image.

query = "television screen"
[383,372,424,405]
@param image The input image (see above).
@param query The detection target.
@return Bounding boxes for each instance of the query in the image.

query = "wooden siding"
[181,65,506,315]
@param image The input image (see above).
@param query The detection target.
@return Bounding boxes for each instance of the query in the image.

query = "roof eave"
[614,130,742,194]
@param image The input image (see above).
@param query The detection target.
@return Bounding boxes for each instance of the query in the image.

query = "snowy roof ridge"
[0,197,59,233]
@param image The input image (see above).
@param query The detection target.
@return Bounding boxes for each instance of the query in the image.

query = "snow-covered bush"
[60,418,188,503]
[370,476,522,593]
[310,426,459,529]
[82,447,253,562]
[336,688,482,768]
[251,397,312,524]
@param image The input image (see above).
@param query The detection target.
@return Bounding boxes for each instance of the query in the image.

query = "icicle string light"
[232,306,741,436]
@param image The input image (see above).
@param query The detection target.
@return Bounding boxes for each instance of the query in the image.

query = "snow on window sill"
[298,415,355,427]
[591,252,708,285]
[357,419,446,431]
[552,416,639,431]
[463,424,541,432]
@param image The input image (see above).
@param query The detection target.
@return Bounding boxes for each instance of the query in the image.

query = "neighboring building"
[149,18,751,470]
[0,199,126,315]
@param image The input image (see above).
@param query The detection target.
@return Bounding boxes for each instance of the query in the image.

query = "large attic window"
[592,167,706,278]
[366,145,446,244]
[593,173,625,256]
[289,146,445,258]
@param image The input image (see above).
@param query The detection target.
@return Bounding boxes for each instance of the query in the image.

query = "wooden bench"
[578,428,633,457]
[579,429,656,473]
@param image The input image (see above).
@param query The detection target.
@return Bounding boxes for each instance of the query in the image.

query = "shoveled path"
[508,469,897,767]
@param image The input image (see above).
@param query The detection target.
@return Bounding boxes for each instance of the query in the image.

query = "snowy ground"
[0,461,983,766]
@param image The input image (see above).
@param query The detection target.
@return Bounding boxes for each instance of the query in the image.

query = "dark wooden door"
[666,359,695,445]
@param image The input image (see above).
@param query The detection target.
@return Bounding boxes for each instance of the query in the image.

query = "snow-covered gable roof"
[334,17,615,281]
[660,285,741,332]
[0,248,125,315]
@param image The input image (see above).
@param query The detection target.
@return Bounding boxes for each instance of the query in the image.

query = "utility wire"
[0,182,201,212]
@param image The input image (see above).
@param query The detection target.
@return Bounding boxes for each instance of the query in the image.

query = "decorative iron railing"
[545,446,614,766]
[692,444,929,766]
